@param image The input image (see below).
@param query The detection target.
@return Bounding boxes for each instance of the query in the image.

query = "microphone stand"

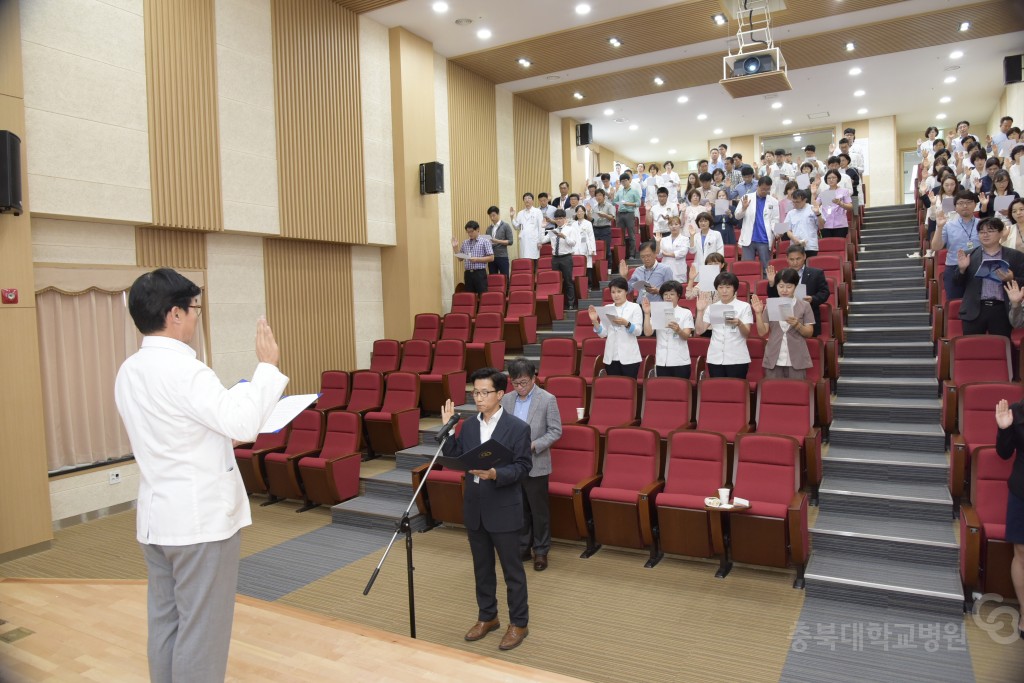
[363,425,454,639]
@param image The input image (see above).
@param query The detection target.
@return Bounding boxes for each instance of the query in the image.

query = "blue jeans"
[742,242,771,277]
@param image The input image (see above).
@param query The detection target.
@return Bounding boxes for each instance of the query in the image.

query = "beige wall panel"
[435,53,455,309]
[350,245,385,368]
[447,62,499,290]
[206,233,267,386]
[144,0,223,232]
[136,228,208,270]
[216,0,280,235]
[271,0,366,243]
[549,113,563,194]
[32,219,137,266]
[264,239,356,393]
[561,117,587,196]
[0,0,23,98]
[512,95,551,212]
[868,116,898,206]
[50,462,140,523]
[359,16,397,247]
[729,135,755,167]
[495,86,517,261]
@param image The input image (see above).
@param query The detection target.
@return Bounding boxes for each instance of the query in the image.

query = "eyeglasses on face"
[511,379,531,388]
[471,390,498,398]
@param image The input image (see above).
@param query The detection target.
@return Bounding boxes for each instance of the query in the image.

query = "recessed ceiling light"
[431,1,448,12]
[950,50,964,59]
[614,118,628,124]
[794,135,802,142]
[517,58,531,67]
[782,119,792,125]
[959,21,970,32]
[609,37,622,47]
[575,3,591,14]
[476,28,492,39]
[653,77,664,86]
[677,95,689,104]
[846,42,855,51]
[771,102,783,110]
[603,108,614,115]
[629,124,638,131]
[650,138,659,144]
[853,89,865,97]
[712,13,727,25]
[792,133,801,138]
[944,76,957,84]
[697,113,708,120]
[573,92,584,100]
[939,96,951,103]
[857,108,868,115]
[848,67,862,76]
[668,148,677,154]
[936,113,947,120]
[713,128,723,135]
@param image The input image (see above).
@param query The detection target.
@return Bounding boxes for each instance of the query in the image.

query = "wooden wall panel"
[513,95,551,206]
[446,62,499,285]
[272,0,366,244]
[331,0,404,11]
[143,0,223,232]
[136,228,208,270]
[264,239,356,393]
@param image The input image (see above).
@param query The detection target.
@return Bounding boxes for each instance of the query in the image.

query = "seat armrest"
[251,446,286,458]
[949,434,967,502]
[787,491,809,566]
[960,504,982,593]
[234,441,255,450]
[285,449,321,463]
[638,480,665,547]
[322,451,362,465]
[571,474,603,538]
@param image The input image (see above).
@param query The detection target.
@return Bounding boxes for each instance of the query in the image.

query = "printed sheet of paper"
[455,252,470,260]
[994,195,1014,213]
[698,265,720,291]
[707,303,734,325]
[649,302,674,330]
[259,394,320,433]
[818,189,837,209]
[796,174,811,190]
[941,196,955,213]
[594,304,618,329]
[715,198,730,214]
[766,297,795,322]
[795,284,807,301]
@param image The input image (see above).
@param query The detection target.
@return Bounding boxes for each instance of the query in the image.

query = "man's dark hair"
[596,188,606,198]
[955,190,979,205]
[657,187,669,196]
[465,220,480,231]
[713,169,725,180]
[986,157,1002,169]
[827,156,841,166]
[469,367,507,393]
[559,180,569,188]
[553,209,567,218]
[487,205,499,215]
[638,240,657,254]
[792,189,811,202]
[740,164,754,176]
[843,127,855,135]
[1000,116,1013,125]
[933,139,946,148]
[506,357,537,379]
[838,153,851,164]
[733,153,743,161]
[128,268,202,335]
[608,276,629,291]
[600,173,611,181]
[698,159,709,167]
[977,217,1004,233]
[777,268,801,287]
[698,172,713,182]
[619,173,631,181]
[838,138,850,146]
[757,176,773,187]
[713,271,740,291]
[957,120,970,128]
[659,280,684,298]
[587,183,597,190]
[569,193,580,201]
[774,148,785,157]
[719,143,728,151]
[538,192,549,200]
[787,242,807,257]
[522,192,534,200]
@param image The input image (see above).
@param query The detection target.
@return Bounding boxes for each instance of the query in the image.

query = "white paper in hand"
[594,304,618,329]
[715,198,730,215]
[818,189,837,210]
[766,298,794,322]
[455,252,470,260]
[698,265,720,291]
[796,174,810,190]
[995,195,1014,213]
[941,196,955,213]
[260,394,320,433]
[708,303,733,325]
[795,284,807,301]
[649,302,674,330]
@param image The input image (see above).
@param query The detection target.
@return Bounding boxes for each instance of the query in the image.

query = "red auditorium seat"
[235,428,289,495]
[511,258,534,276]
[573,309,599,348]
[535,270,566,324]
[755,379,821,502]
[440,312,472,343]
[464,311,506,374]
[934,299,964,380]
[508,272,534,293]
[537,337,578,386]
[950,382,1024,512]
[730,261,761,295]
[547,424,602,554]
[656,430,728,559]
[412,420,466,525]
[695,378,750,453]
[369,339,401,374]
[639,377,693,470]
[579,337,605,388]
[419,339,467,414]
[547,375,587,425]
[411,313,441,343]
[804,338,832,435]
[262,410,325,507]
[941,335,1012,434]
[345,370,384,415]
[398,338,433,374]
[364,371,421,456]
[450,292,477,317]
[296,410,363,507]
[744,337,766,399]
[314,370,349,413]
[486,273,506,293]
[960,446,1016,601]
[582,376,639,441]
[686,336,710,379]
[476,291,506,317]
[503,291,538,350]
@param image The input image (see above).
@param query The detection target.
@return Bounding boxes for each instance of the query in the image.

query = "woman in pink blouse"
[815,169,854,239]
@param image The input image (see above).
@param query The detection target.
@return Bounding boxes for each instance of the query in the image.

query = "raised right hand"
[766,264,777,284]
[957,248,971,270]
[441,398,455,426]
[255,316,280,366]
[996,399,1014,429]
[1005,280,1024,305]
[618,260,629,277]
[696,291,711,312]
[588,305,599,324]
[641,298,651,313]
[750,294,764,314]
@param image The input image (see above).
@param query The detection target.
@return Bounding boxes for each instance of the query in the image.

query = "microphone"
[435,414,460,443]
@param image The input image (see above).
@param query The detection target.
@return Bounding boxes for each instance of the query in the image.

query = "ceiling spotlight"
[668,148,677,154]
[857,108,868,115]
[575,3,591,14]
[939,96,951,103]
[609,37,622,47]
[573,92,584,100]
[712,13,727,25]
[629,124,639,131]
[476,28,492,39]
[653,77,664,86]
[936,113,947,120]
[845,42,855,51]
[697,113,708,120]
[713,128,723,135]
[853,89,865,97]
[782,119,792,125]
[677,95,689,104]
[848,67,862,76]
[944,76,957,84]
[959,21,970,32]
[794,135,802,142]
[517,58,531,67]
[650,138,659,144]
[431,1,448,12]
[603,108,614,116]
[771,102,783,110]
[949,50,964,59]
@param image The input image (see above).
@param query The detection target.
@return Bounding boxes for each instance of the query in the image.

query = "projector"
[720,46,792,98]
[732,51,777,77]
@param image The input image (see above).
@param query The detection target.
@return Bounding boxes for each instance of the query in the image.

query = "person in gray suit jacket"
[501,358,563,571]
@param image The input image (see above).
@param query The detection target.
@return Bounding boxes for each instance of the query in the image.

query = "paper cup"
[717,488,730,505]
[576,407,585,420]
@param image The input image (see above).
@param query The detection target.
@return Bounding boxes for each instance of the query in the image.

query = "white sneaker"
[907,251,920,258]
[924,249,935,258]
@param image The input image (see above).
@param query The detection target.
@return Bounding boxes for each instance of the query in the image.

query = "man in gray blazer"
[501,358,563,570]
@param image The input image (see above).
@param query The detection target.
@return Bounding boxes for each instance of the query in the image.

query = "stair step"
[811,510,958,564]
[846,312,930,324]
[330,494,430,533]
[551,320,575,332]
[851,275,924,285]
[818,474,951,522]
[852,263,923,275]
[828,418,945,452]
[839,357,935,378]
[523,343,542,356]
[804,550,964,616]
[844,325,932,342]
[856,252,928,263]
[841,342,933,359]
[360,468,414,501]
[831,396,940,424]
[823,448,948,486]
[395,443,438,470]
[847,300,929,314]
[837,376,937,399]
[853,287,927,302]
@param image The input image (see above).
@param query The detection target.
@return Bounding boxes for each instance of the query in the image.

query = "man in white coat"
[511,192,545,261]
[115,268,288,683]
[735,176,780,277]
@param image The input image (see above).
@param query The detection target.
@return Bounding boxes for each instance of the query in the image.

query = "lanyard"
[959,218,976,242]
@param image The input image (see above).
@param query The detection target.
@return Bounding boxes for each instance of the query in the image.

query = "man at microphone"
[439,367,533,651]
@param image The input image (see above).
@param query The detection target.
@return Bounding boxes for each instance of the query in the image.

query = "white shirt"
[513,207,545,259]
[735,192,781,247]
[115,336,289,546]
[663,171,681,202]
[573,219,597,266]
[650,201,680,234]
[645,174,663,206]
[784,205,819,252]
[596,301,644,364]
[655,307,695,367]
[478,406,504,443]
[703,299,754,365]
[689,229,725,268]
[543,222,580,256]
[804,157,827,176]
[659,232,690,280]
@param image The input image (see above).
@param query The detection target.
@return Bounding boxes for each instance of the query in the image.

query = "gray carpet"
[238,524,392,601]
[780,597,974,683]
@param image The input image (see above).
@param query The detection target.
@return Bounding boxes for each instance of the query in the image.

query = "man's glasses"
[190,304,202,316]
[511,379,531,388]
[471,390,498,398]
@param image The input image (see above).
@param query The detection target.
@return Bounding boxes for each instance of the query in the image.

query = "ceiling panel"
[331,0,405,13]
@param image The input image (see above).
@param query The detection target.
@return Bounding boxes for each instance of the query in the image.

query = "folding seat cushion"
[503,291,538,350]
[547,375,587,425]
[315,370,349,412]
[369,339,401,374]
[450,292,477,317]
[656,430,728,558]
[398,338,433,374]
[960,446,1015,598]
[297,410,362,506]
[535,270,566,323]
[441,312,472,342]
[942,336,1012,434]
[537,337,578,386]
[235,428,289,495]
[411,313,441,343]
[755,379,821,496]
[419,339,467,414]
[695,378,750,443]
[950,382,1024,509]
[583,376,639,436]
[476,291,506,317]
[345,370,384,414]
[365,372,421,455]
[264,410,325,503]
[465,312,506,374]
[547,424,602,546]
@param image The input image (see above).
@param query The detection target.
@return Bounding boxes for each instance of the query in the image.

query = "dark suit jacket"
[441,411,532,533]
[768,265,830,336]
[954,246,1024,321]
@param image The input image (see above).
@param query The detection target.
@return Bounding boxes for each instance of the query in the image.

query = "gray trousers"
[741,241,771,277]
[141,531,241,683]
[520,474,551,556]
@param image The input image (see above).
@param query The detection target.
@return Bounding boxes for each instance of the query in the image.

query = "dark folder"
[438,439,514,471]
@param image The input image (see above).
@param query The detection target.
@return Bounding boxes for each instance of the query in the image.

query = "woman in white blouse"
[641,280,695,379]
[644,163,662,207]
[1000,198,1024,252]
[588,276,644,378]
[695,271,753,379]
[686,252,726,304]
[682,189,705,233]
[1008,145,1024,194]
[659,216,689,281]
[918,126,939,161]
[572,204,598,283]
[926,173,960,242]
[688,211,725,267]
[662,161,681,205]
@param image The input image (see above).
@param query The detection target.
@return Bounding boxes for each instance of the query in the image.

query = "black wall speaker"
[419,161,444,195]
[1004,54,1023,85]
[0,131,22,217]
[576,123,593,146]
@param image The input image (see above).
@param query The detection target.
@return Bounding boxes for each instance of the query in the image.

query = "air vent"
[807,111,830,119]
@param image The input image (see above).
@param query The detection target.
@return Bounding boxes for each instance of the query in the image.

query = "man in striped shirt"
[452,220,494,294]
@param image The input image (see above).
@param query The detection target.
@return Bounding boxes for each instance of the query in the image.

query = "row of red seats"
[414,424,808,585]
